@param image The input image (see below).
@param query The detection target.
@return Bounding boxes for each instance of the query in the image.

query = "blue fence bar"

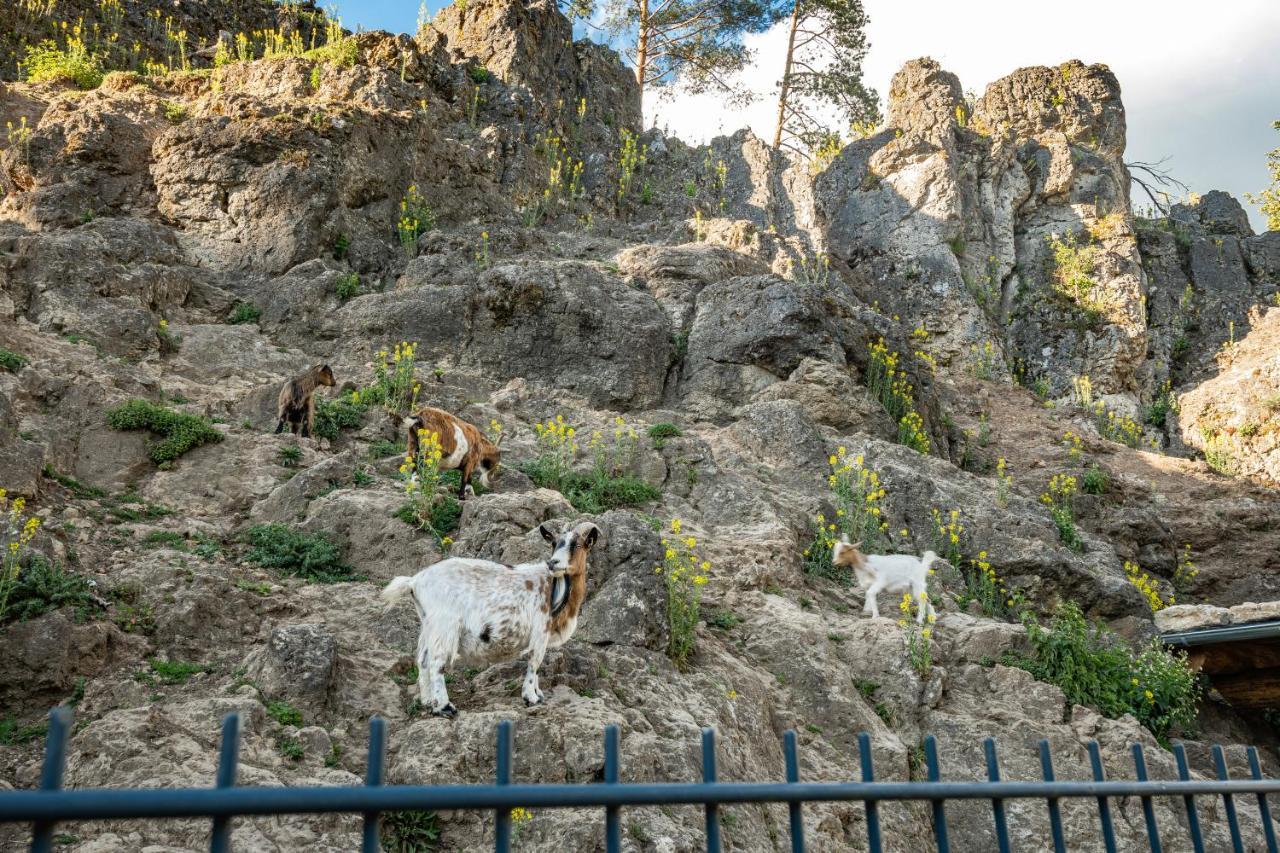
[361,716,385,853]
[924,735,951,853]
[209,713,240,853]
[3,708,1279,853]
[1174,742,1206,853]
[1248,746,1279,853]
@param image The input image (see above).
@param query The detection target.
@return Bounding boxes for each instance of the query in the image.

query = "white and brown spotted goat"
[380,521,602,717]
[403,407,501,499]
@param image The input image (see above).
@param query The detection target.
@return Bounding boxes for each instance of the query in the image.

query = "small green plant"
[0,487,42,623]
[333,233,350,260]
[381,809,442,852]
[235,580,272,596]
[520,416,658,513]
[1145,381,1178,429]
[1041,474,1082,551]
[899,593,934,676]
[475,230,490,270]
[353,468,374,487]
[0,717,48,746]
[266,699,303,727]
[360,343,422,417]
[3,552,98,625]
[684,179,697,198]
[995,458,1012,508]
[242,524,357,583]
[1071,374,1093,408]
[162,100,187,123]
[277,445,303,468]
[106,400,223,465]
[971,340,1000,380]
[792,253,830,289]
[0,348,28,372]
[313,395,368,441]
[1081,465,1108,495]
[324,743,342,768]
[930,508,964,568]
[802,449,889,581]
[1201,429,1237,476]
[143,530,187,550]
[660,519,708,669]
[648,422,682,449]
[1125,560,1174,613]
[145,658,209,685]
[707,609,740,630]
[1173,544,1199,595]
[335,272,360,301]
[22,38,104,89]
[1047,231,1114,320]
[368,438,404,459]
[616,127,646,206]
[1007,602,1201,744]
[866,338,929,453]
[1062,430,1084,464]
[396,185,434,257]
[277,736,305,761]
[957,550,1024,618]
[228,302,261,325]
[398,428,461,552]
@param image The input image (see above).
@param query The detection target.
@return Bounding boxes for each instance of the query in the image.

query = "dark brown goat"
[275,365,336,437]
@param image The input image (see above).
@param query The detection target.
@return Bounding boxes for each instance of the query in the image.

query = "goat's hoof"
[433,703,458,719]
[523,695,542,707]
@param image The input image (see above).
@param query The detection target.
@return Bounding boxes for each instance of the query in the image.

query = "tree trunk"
[636,0,650,105]
[772,2,801,149]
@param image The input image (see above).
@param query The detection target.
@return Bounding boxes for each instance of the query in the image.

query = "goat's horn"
[574,521,602,547]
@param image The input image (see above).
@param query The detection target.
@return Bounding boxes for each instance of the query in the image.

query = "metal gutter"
[1160,619,1280,647]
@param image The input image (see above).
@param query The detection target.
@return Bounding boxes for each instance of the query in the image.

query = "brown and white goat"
[275,364,336,438]
[833,538,938,623]
[403,407,501,498]
[380,521,602,717]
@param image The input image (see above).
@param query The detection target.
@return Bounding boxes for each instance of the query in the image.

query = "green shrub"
[1006,602,1201,744]
[520,416,659,513]
[1081,465,1108,495]
[335,272,360,301]
[145,658,209,685]
[143,530,187,550]
[277,445,303,467]
[228,303,261,325]
[22,39,104,89]
[381,810,442,852]
[368,438,404,459]
[242,524,356,583]
[277,736,305,760]
[0,348,28,372]
[266,699,303,727]
[106,400,223,464]
[41,466,106,498]
[1,556,100,624]
[0,717,47,745]
[648,422,682,449]
[313,396,368,441]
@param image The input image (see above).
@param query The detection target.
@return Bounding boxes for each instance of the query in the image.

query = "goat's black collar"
[549,574,570,617]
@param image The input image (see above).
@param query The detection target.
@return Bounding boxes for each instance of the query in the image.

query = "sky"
[343,0,1279,231]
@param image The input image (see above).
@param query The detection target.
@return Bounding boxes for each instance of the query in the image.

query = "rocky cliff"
[2,1,1279,850]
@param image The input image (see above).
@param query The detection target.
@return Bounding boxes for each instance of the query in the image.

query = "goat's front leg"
[274,419,286,434]
[522,641,548,706]
[862,579,886,618]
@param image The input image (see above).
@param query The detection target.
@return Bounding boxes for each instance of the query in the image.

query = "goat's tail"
[380,575,416,610]
[920,550,939,570]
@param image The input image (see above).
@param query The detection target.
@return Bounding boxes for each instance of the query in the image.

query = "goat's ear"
[839,535,850,545]
[539,523,557,545]
[575,522,601,549]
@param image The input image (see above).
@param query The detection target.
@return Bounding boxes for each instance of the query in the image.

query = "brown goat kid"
[403,407,501,499]
[275,365,336,438]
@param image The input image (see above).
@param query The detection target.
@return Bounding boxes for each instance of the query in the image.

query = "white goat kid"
[381,521,601,718]
[832,538,937,623]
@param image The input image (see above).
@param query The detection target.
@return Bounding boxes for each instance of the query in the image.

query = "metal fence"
[1,706,1278,853]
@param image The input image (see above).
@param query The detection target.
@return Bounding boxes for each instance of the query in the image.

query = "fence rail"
[1,706,1277,853]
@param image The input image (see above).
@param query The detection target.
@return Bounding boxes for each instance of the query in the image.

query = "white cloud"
[651,0,1280,229]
